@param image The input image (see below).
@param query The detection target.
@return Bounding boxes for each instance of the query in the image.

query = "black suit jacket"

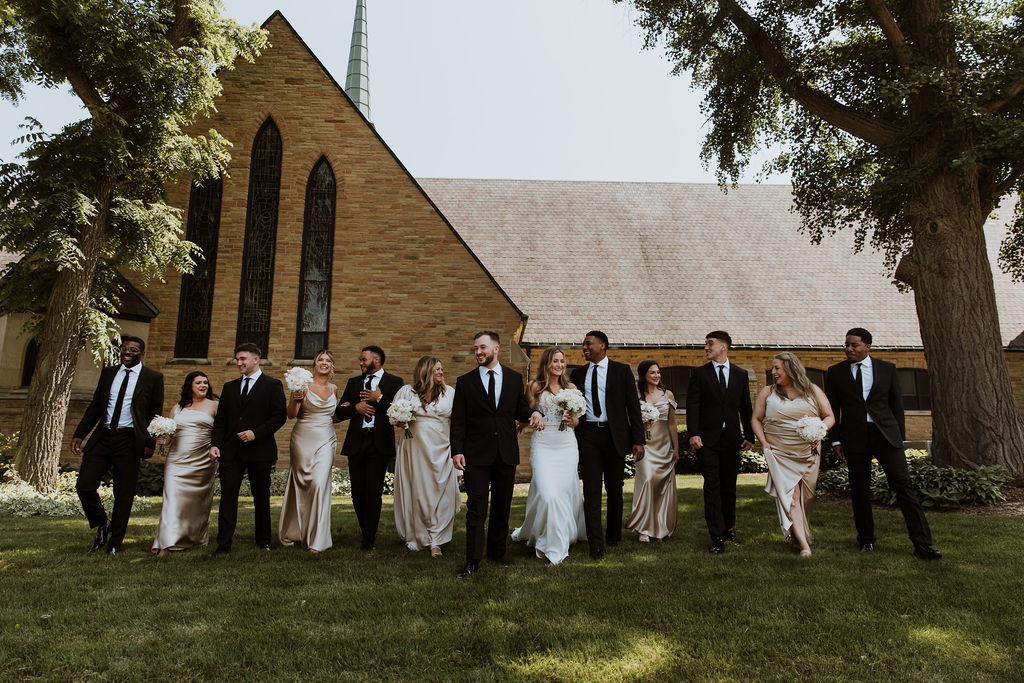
[685,361,754,449]
[335,371,404,457]
[450,364,535,467]
[569,359,645,456]
[825,357,905,450]
[74,364,164,459]
[211,373,287,463]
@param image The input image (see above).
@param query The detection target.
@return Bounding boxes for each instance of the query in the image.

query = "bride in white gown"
[512,347,587,565]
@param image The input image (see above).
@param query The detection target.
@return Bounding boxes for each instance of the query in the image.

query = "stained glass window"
[236,118,282,356]
[295,157,336,358]
[174,176,223,358]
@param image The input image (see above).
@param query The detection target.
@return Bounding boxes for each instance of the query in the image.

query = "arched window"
[174,176,223,358]
[20,338,39,387]
[660,365,696,400]
[295,157,336,359]
[236,118,283,356]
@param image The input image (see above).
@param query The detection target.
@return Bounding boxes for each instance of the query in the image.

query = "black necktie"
[591,364,602,418]
[717,364,726,389]
[364,375,374,425]
[854,362,863,398]
[487,370,496,407]
[109,368,131,428]
[241,376,251,398]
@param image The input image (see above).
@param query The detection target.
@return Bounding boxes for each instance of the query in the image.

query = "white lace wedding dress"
[512,390,586,565]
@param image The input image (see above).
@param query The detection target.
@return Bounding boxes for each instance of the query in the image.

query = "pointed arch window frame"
[294,156,337,359]
[173,175,223,359]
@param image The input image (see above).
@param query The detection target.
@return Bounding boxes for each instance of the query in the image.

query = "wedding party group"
[70,326,941,571]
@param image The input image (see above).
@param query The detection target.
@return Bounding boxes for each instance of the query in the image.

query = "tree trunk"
[14,180,113,492]
[896,173,1024,480]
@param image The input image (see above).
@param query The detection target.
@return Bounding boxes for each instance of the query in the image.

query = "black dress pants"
[845,424,932,547]
[75,429,139,549]
[463,457,516,563]
[216,458,273,550]
[696,442,740,541]
[577,423,626,552]
[348,435,390,546]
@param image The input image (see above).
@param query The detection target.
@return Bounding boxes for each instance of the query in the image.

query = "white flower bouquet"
[387,397,421,439]
[285,366,314,393]
[795,416,828,444]
[146,415,177,456]
[640,400,660,440]
[553,388,586,431]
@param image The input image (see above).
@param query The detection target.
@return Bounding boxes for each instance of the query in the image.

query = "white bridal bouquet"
[795,416,828,444]
[284,366,314,393]
[640,400,660,440]
[147,415,177,456]
[387,397,421,439]
[553,388,586,431]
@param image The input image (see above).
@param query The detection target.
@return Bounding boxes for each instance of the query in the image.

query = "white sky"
[0,0,785,183]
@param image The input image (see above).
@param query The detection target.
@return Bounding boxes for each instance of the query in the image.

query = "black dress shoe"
[726,529,740,544]
[860,542,875,552]
[589,548,604,560]
[213,545,230,556]
[361,538,375,551]
[457,561,479,578]
[90,521,111,552]
[105,546,120,556]
[913,544,942,560]
[258,544,271,551]
[606,539,620,547]
[710,539,725,554]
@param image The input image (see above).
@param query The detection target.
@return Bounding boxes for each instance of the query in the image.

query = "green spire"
[345,0,370,121]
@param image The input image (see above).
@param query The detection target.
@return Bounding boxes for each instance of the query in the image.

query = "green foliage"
[739,449,767,473]
[817,452,1010,508]
[0,431,17,476]
[0,468,153,517]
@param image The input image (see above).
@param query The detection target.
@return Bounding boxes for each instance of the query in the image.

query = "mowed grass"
[1,474,1021,681]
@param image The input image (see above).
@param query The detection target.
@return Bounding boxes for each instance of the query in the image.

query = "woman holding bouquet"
[152,371,219,555]
[279,350,340,553]
[512,347,587,565]
[392,356,460,557]
[626,360,679,542]
[751,352,835,556]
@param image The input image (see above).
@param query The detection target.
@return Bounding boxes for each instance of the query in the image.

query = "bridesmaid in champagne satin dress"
[751,352,835,557]
[152,372,219,555]
[393,356,461,557]
[279,350,340,553]
[626,361,679,542]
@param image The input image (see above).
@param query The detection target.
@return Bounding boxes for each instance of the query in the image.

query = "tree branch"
[717,0,903,147]
[985,76,1024,112]
[33,16,104,110]
[166,0,197,48]
[864,0,911,72]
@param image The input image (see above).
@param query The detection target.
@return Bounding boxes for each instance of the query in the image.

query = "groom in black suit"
[824,327,941,560]
[210,343,287,553]
[72,336,164,555]
[335,345,403,550]
[451,331,544,577]
[686,330,754,554]
[569,330,645,560]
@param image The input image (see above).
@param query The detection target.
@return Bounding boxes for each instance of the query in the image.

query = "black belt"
[105,426,134,435]
[361,427,374,433]
[584,421,608,429]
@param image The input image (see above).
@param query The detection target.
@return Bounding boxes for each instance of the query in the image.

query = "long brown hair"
[530,347,571,404]
[772,352,820,410]
[411,355,446,405]
[636,359,666,400]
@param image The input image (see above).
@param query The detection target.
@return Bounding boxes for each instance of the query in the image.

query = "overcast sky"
[0,0,785,184]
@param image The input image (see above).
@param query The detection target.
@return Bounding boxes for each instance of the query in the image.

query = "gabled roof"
[417,179,1024,349]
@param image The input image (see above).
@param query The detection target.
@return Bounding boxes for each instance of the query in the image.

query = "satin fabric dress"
[512,390,587,565]
[393,384,461,550]
[152,406,217,552]
[278,388,338,552]
[763,392,822,543]
[626,397,678,539]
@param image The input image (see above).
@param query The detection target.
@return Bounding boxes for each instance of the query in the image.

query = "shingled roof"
[417,179,1024,349]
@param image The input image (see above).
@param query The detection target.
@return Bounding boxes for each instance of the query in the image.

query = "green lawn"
[1,474,1021,681]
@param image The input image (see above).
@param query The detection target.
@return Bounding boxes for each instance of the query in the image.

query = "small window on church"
[174,176,223,358]
[21,338,39,387]
[295,157,336,359]
[660,365,695,399]
[899,368,931,410]
[236,118,283,357]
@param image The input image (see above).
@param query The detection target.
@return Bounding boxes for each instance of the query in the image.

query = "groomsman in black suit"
[451,331,545,577]
[210,343,287,553]
[824,328,941,560]
[686,330,754,554]
[569,330,645,560]
[72,336,164,555]
[335,345,403,550]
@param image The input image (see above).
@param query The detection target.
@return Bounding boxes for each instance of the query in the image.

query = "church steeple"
[345,0,371,121]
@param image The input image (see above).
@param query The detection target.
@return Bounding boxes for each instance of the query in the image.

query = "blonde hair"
[530,347,571,404]
[772,352,819,410]
[313,349,335,378]
[411,356,445,405]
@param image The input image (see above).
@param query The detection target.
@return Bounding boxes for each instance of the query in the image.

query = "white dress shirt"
[583,357,609,422]
[105,363,143,428]
[478,364,503,408]
[241,368,262,395]
[713,360,731,387]
[853,355,874,423]
[363,368,384,427]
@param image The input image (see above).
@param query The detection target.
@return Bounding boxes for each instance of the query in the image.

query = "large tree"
[0,0,266,491]
[621,0,1024,478]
